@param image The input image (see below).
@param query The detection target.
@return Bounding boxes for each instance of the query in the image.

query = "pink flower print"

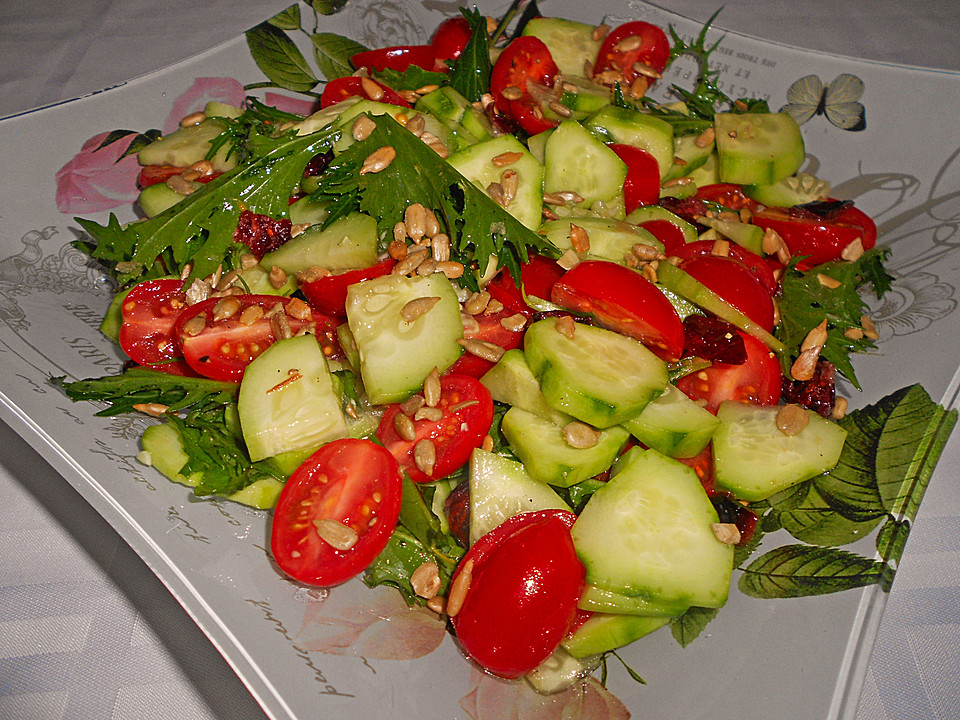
[164,77,246,133]
[55,132,141,214]
[294,585,446,660]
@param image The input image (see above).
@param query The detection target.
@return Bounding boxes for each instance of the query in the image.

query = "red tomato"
[676,331,782,413]
[270,438,402,587]
[679,255,776,332]
[694,183,763,213]
[638,218,687,255]
[551,260,685,361]
[490,36,560,135]
[486,254,566,314]
[138,165,221,189]
[607,143,660,212]
[174,295,341,382]
[677,445,715,495]
[319,76,411,109]
[671,240,779,295]
[298,258,396,318]
[119,279,195,375]
[446,309,525,377]
[350,45,437,73]
[751,203,877,269]
[450,509,585,679]
[431,17,472,63]
[376,374,493,482]
[594,21,670,85]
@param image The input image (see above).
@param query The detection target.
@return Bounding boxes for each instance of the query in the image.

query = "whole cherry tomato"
[450,509,585,678]
[431,16,473,64]
[490,36,560,135]
[350,45,436,73]
[607,143,660,212]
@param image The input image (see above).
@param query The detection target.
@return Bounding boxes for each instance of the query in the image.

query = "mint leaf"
[739,544,891,598]
[309,0,348,16]
[669,606,719,647]
[776,482,882,546]
[95,129,162,159]
[876,518,910,567]
[268,4,301,30]
[311,32,368,81]
[447,7,492,102]
[246,22,319,93]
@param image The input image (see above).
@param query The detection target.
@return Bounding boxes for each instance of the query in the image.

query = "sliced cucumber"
[468,448,571,545]
[100,285,133,344]
[238,334,347,461]
[237,263,296,296]
[480,349,572,426]
[525,646,601,695]
[260,212,378,274]
[346,273,463,404]
[523,317,668,428]
[527,129,553,164]
[712,401,847,501]
[287,195,331,226]
[138,182,189,217]
[334,101,454,154]
[203,101,243,119]
[687,151,721,186]
[226,478,285,509]
[138,119,238,172]
[715,112,805,185]
[743,172,831,207]
[522,17,602,78]
[584,106,674,180]
[697,215,765,255]
[502,406,629,488]
[577,583,688,617]
[539,217,661,264]
[621,383,719,458]
[562,612,670,658]
[447,135,544,230]
[624,205,698,243]
[571,448,734,609]
[293,97,361,136]
[663,131,715,182]
[543,120,626,218]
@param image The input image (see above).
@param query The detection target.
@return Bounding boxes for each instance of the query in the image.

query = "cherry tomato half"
[319,76,411,109]
[751,203,877,269]
[350,45,437,73]
[638,218,688,256]
[298,257,396,318]
[137,165,222,189]
[490,36,560,135]
[118,278,195,376]
[670,240,779,295]
[376,373,494,482]
[593,21,670,85]
[552,260,685,361]
[607,143,660,213]
[694,183,764,213]
[679,255,776,332]
[677,331,782,413]
[446,309,525,378]
[450,509,585,679]
[271,438,402,587]
[174,295,341,382]
[431,16,472,64]
[486,254,566,315]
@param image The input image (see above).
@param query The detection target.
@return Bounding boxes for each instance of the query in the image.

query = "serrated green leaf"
[246,22,319,93]
[669,606,719,647]
[309,0,349,15]
[311,32,368,81]
[876,518,910,567]
[739,544,889,598]
[363,527,441,603]
[778,483,882,546]
[376,66,448,92]
[447,8,493,102]
[268,4,301,30]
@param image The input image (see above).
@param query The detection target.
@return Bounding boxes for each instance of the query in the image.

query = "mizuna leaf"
[246,22,319,93]
[311,32,368,81]
[268,4,301,30]
[738,544,890,598]
[669,606,719,647]
[447,7,493,102]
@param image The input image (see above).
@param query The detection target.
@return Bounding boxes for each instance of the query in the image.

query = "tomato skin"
[638,218,687,255]
[671,240,779,295]
[431,17,472,63]
[607,143,660,212]
[450,509,585,679]
[174,295,340,382]
[137,165,222,189]
[551,260,685,361]
[694,183,763,213]
[594,21,670,84]
[676,331,782,413]
[486,254,566,315]
[271,438,402,587]
[679,255,776,332]
[119,278,195,375]
[376,374,494,482]
[490,36,560,135]
[751,203,877,269]
[446,309,525,378]
[350,45,437,73]
[319,76,411,109]
[299,258,396,318]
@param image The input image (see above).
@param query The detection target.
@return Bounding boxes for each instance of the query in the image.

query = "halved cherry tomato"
[446,308,525,377]
[638,218,688,255]
[271,438,402,587]
[137,165,223,189]
[679,255,776,332]
[676,331,782,413]
[593,21,670,85]
[751,203,877,269]
[298,258,396,318]
[431,16,472,64]
[350,45,437,73]
[490,36,560,135]
[376,373,493,482]
[551,260,685,361]
[694,183,763,213]
[671,240,779,295]
[450,509,585,679]
[486,254,566,315]
[118,279,195,376]
[319,76,411,109]
[174,295,341,382]
[607,143,660,213]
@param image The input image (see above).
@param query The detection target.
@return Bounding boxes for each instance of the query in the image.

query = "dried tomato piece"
[303,151,333,178]
[781,358,836,417]
[234,210,292,259]
[659,196,710,226]
[682,315,747,365]
[444,479,471,548]
[711,495,759,546]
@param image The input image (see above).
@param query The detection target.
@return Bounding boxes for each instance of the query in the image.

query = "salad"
[60,1,956,698]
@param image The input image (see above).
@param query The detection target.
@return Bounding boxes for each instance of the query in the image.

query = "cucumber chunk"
[562,612,670,658]
[697,215,765,255]
[346,273,463,404]
[539,217,661,264]
[138,119,238,172]
[543,120,626,218]
[238,334,348,461]
[468,448,571,545]
[663,131,715,181]
[712,400,847,501]
[584,106,675,180]
[525,646,601,695]
[622,383,719,458]
[480,349,572,426]
[578,583,689,617]
[138,182,189,217]
[260,212,378,274]
[572,448,734,609]
[502,406,629,488]
[522,17,602,78]
[624,205,698,243]
[715,112,805,185]
[523,317,668,428]
[743,172,831,207]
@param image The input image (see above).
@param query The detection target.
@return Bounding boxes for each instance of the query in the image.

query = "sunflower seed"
[492,151,523,167]
[563,421,601,449]
[446,558,474,618]
[458,338,505,362]
[179,111,206,127]
[393,412,417,441]
[414,438,436,476]
[423,367,441,407]
[401,296,440,322]
[313,518,359,550]
[132,402,169,417]
[360,146,396,174]
[776,404,809,436]
[712,522,741,545]
[351,115,377,141]
[410,561,442,599]
[269,265,287,289]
